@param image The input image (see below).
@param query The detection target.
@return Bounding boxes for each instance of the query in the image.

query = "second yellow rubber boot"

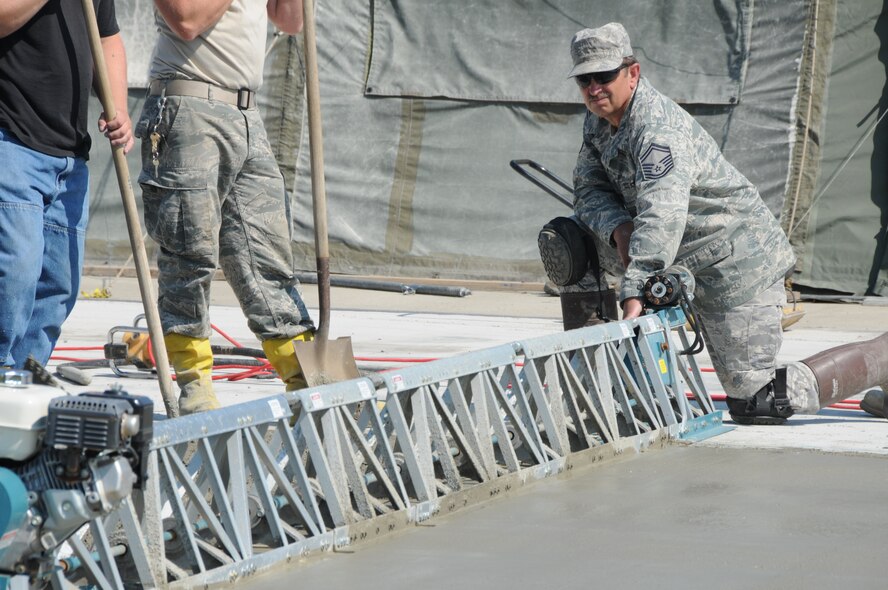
[164,334,220,415]
[262,332,313,391]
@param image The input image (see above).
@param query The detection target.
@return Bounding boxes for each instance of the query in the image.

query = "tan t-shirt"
[149,0,267,91]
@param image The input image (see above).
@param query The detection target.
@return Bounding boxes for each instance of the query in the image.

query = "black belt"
[148,79,256,109]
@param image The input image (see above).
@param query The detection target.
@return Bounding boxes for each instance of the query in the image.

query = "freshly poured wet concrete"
[242,445,888,590]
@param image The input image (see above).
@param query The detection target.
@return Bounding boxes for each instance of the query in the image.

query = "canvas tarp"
[84,0,886,298]
[366,1,752,105]
[785,0,888,296]
[285,0,807,280]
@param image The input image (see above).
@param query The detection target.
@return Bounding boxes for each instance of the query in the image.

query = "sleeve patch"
[639,143,674,180]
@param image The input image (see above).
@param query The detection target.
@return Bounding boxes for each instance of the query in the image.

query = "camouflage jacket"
[573,77,795,312]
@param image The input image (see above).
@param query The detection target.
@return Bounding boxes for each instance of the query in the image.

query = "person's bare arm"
[154,0,233,41]
[612,221,643,319]
[0,0,48,38]
[621,297,644,320]
[267,0,303,35]
[612,221,634,269]
[97,33,134,154]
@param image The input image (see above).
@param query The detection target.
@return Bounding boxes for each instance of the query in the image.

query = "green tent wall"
[84,0,887,297]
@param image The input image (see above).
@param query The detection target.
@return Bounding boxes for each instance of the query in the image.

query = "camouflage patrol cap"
[568,22,633,78]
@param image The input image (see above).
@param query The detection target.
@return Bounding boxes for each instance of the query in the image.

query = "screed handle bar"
[509,159,574,209]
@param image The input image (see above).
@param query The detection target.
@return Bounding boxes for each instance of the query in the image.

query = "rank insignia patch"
[639,143,674,180]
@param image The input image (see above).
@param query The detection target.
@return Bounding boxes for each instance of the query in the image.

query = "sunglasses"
[575,64,628,89]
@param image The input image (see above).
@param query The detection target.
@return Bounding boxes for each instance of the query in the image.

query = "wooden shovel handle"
[80,0,179,417]
[302,0,331,342]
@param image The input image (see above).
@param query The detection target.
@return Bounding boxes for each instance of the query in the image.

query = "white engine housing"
[0,372,62,461]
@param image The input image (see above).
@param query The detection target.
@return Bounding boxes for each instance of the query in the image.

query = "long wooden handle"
[80,0,179,417]
[302,0,331,342]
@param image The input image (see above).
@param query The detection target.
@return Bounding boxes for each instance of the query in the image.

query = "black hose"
[294,272,471,297]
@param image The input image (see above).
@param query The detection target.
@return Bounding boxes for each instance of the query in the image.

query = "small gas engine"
[0,370,151,586]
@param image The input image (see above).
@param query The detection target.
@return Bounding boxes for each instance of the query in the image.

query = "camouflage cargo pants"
[136,94,314,340]
[566,229,820,412]
[696,279,819,413]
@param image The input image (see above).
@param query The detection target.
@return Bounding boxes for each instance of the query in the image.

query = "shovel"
[293,0,360,386]
[80,0,179,416]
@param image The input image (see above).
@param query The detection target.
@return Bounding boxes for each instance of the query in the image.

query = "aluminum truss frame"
[50,310,729,589]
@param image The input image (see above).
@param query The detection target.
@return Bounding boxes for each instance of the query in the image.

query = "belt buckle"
[237,88,252,109]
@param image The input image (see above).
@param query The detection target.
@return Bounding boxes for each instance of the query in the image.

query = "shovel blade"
[292,337,360,387]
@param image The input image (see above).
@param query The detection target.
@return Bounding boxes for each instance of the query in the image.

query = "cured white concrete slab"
[45,276,888,587]
[55,276,888,456]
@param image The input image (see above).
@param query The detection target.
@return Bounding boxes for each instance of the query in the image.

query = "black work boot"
[725,368,794,425]
[560,289,619,330]
[801,332,888,412]
[860,389,887,419]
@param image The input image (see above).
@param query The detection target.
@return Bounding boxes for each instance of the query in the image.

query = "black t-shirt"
[0,0,119,159]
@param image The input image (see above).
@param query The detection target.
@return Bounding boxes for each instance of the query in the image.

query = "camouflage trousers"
[561,225,821,413]
[695,280,819,413]
[136,94,314,340]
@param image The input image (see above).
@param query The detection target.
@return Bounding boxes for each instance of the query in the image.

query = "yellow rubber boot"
[262,332,313,391]
[165,334,219,415]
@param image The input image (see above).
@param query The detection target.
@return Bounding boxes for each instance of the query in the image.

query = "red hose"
[54,345,104,351]
[210,323,244,348]
[46,327,871,412]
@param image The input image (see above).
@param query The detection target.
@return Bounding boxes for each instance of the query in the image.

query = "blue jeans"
[0,129,89,368]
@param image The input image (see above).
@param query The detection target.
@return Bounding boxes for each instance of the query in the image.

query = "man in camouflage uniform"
[137,0,313,414]
[540,22,888,424]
